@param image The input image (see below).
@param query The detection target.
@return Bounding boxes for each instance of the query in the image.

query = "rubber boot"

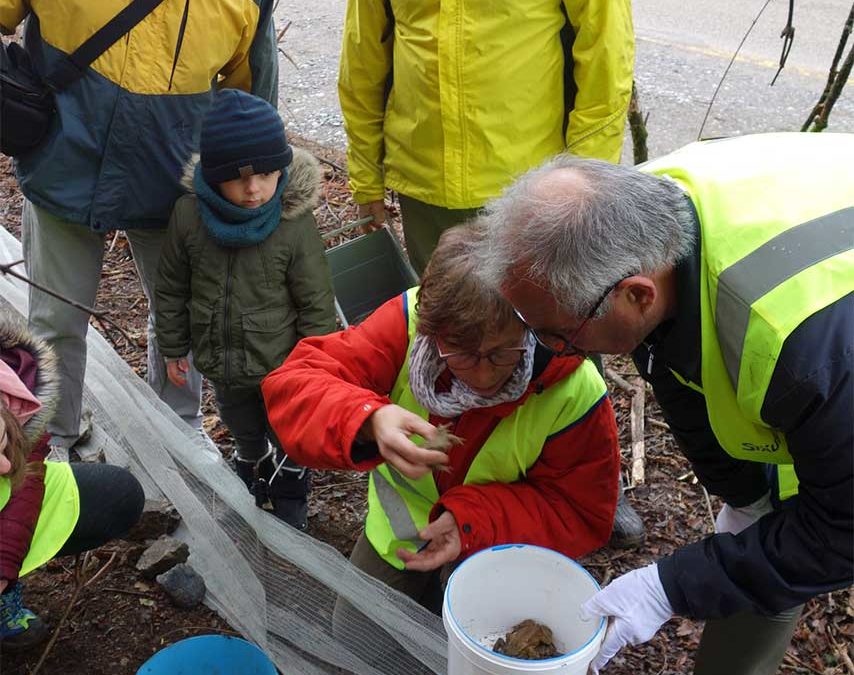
[608,475,645,549]
[232,451,276,511]
[0,582,49,652]
[268,451,311,531]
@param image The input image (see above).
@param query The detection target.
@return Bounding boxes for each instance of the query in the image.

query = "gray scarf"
[408,332,537,418]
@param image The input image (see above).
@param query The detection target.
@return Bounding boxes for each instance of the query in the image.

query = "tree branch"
[803,4,853,132]
[0,259,138,347]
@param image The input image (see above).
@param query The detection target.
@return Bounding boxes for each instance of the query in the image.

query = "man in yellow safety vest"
[475,133,853,675]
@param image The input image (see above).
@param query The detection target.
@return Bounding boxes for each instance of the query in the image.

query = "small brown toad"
[493,619,559,660]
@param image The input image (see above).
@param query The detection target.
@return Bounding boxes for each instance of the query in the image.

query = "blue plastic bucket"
[137,635,277,674]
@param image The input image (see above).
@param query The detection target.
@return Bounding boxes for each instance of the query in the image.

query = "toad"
[493,619,559,659]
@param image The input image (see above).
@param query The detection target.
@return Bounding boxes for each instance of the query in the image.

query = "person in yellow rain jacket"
[0,0,278,458]
[339,0,634,275]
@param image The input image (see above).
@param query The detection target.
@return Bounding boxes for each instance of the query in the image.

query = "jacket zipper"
[224,251,234,384]
[643,341,656,376]
[168,0,190,91]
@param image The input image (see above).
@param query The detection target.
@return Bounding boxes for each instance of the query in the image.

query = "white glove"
[580,563,673,673]
[715,491,773,535]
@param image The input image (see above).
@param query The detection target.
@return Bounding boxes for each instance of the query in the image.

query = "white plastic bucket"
[442,544,605,675]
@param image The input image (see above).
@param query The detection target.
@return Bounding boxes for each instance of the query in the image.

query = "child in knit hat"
[154,89,336,530]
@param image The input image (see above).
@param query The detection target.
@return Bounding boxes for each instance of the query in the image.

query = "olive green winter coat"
[155,148,336,387]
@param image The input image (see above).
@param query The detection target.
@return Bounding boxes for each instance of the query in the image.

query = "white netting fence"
[0,226,447,674]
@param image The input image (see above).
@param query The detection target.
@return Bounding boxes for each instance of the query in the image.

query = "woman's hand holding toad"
[365,404,447,479]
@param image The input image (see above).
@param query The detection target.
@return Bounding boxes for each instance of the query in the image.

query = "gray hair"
[476,154,696,317]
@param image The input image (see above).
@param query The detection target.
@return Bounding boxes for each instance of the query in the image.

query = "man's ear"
[618,275,657,313]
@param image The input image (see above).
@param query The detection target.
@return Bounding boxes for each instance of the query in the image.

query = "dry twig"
[1,259,137,346]
[782,651,826,675]
[605,369,646,485]
[29,553,92,675]
[604,368,637,396]
[802,4,853,132]
[629,376,646,486]
[698,0,775,139]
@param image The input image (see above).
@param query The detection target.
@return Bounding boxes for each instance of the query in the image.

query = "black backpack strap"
[47,0,168,90]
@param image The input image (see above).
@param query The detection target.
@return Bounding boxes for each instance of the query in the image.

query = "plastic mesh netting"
[0,227,447,674]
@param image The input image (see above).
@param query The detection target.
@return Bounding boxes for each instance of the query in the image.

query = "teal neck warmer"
[193,165,288,248]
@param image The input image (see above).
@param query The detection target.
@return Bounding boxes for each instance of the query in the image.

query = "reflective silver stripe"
[716,208,853,388]
[385,465,434,504]
[371,469,422,545]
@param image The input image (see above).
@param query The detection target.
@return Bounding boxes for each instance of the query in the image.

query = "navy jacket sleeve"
[653,295,853,619]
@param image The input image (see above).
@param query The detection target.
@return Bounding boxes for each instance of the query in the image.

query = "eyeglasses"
[513,280,622,357]
[437,345,527,371]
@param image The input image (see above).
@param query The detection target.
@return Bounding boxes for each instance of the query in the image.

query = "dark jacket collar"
[639,199,702,384]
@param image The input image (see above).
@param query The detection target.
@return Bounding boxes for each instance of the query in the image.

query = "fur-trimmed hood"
[0,316,60,445]
[181,146,322,221]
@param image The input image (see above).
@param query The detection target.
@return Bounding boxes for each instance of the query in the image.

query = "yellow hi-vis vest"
[0,461,80,577]
[365,288,608,569]
[643,133,854,500]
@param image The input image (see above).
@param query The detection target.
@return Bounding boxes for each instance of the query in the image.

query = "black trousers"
[55,463,144,557]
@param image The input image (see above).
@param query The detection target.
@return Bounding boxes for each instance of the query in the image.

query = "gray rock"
[123,499,182,542]
[135,535,189,579]
[156,563,206,609]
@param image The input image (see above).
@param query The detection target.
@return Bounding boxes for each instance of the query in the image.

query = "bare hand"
[363,404,447,479]
[358,200,386,233]
[166,357,190,387]
[397,511,462,571]
[0,579,7,594]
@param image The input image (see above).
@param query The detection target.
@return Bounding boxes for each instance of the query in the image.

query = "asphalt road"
[274,0,854,160]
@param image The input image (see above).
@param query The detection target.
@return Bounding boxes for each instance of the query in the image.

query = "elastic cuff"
[657,554,690,616]
[340,398,391,470]
[432,500,484,557]
[352,190,386,205]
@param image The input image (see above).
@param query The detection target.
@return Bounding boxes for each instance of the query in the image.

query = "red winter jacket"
[262,294,620,559]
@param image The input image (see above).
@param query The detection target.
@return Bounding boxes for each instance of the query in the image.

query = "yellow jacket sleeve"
[563,0,634,163]
[0,0,28,33]
[338,0,394,204]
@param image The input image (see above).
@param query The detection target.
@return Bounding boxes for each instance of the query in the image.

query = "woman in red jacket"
[262,224,620,612]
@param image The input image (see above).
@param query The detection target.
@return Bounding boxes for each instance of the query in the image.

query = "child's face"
[219,169,282,209]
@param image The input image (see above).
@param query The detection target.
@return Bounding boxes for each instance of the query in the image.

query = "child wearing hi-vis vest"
[0,319,144,651]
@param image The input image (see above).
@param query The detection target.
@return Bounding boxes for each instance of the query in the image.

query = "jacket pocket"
[241,307,297,378]
[189,302,216,376]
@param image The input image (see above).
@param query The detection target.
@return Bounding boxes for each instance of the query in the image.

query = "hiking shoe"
[0,582,49,652]
[609,488,645,549]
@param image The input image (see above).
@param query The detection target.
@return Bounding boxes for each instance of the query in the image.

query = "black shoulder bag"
[0,0,166,157]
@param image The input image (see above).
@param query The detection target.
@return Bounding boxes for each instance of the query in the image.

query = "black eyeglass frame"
[513,279,623,357]
[436,345,528,371]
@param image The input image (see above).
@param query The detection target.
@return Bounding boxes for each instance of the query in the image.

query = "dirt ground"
[0,144,851,675]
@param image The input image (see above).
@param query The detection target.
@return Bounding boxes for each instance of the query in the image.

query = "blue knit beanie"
[200,89,293,185]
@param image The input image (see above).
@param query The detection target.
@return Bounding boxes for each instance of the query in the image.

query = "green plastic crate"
[325,226,418,327]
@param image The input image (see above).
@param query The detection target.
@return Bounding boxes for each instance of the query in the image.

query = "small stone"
[156,564,206,609]
[123,499,182,541]
[135,535,189,579]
